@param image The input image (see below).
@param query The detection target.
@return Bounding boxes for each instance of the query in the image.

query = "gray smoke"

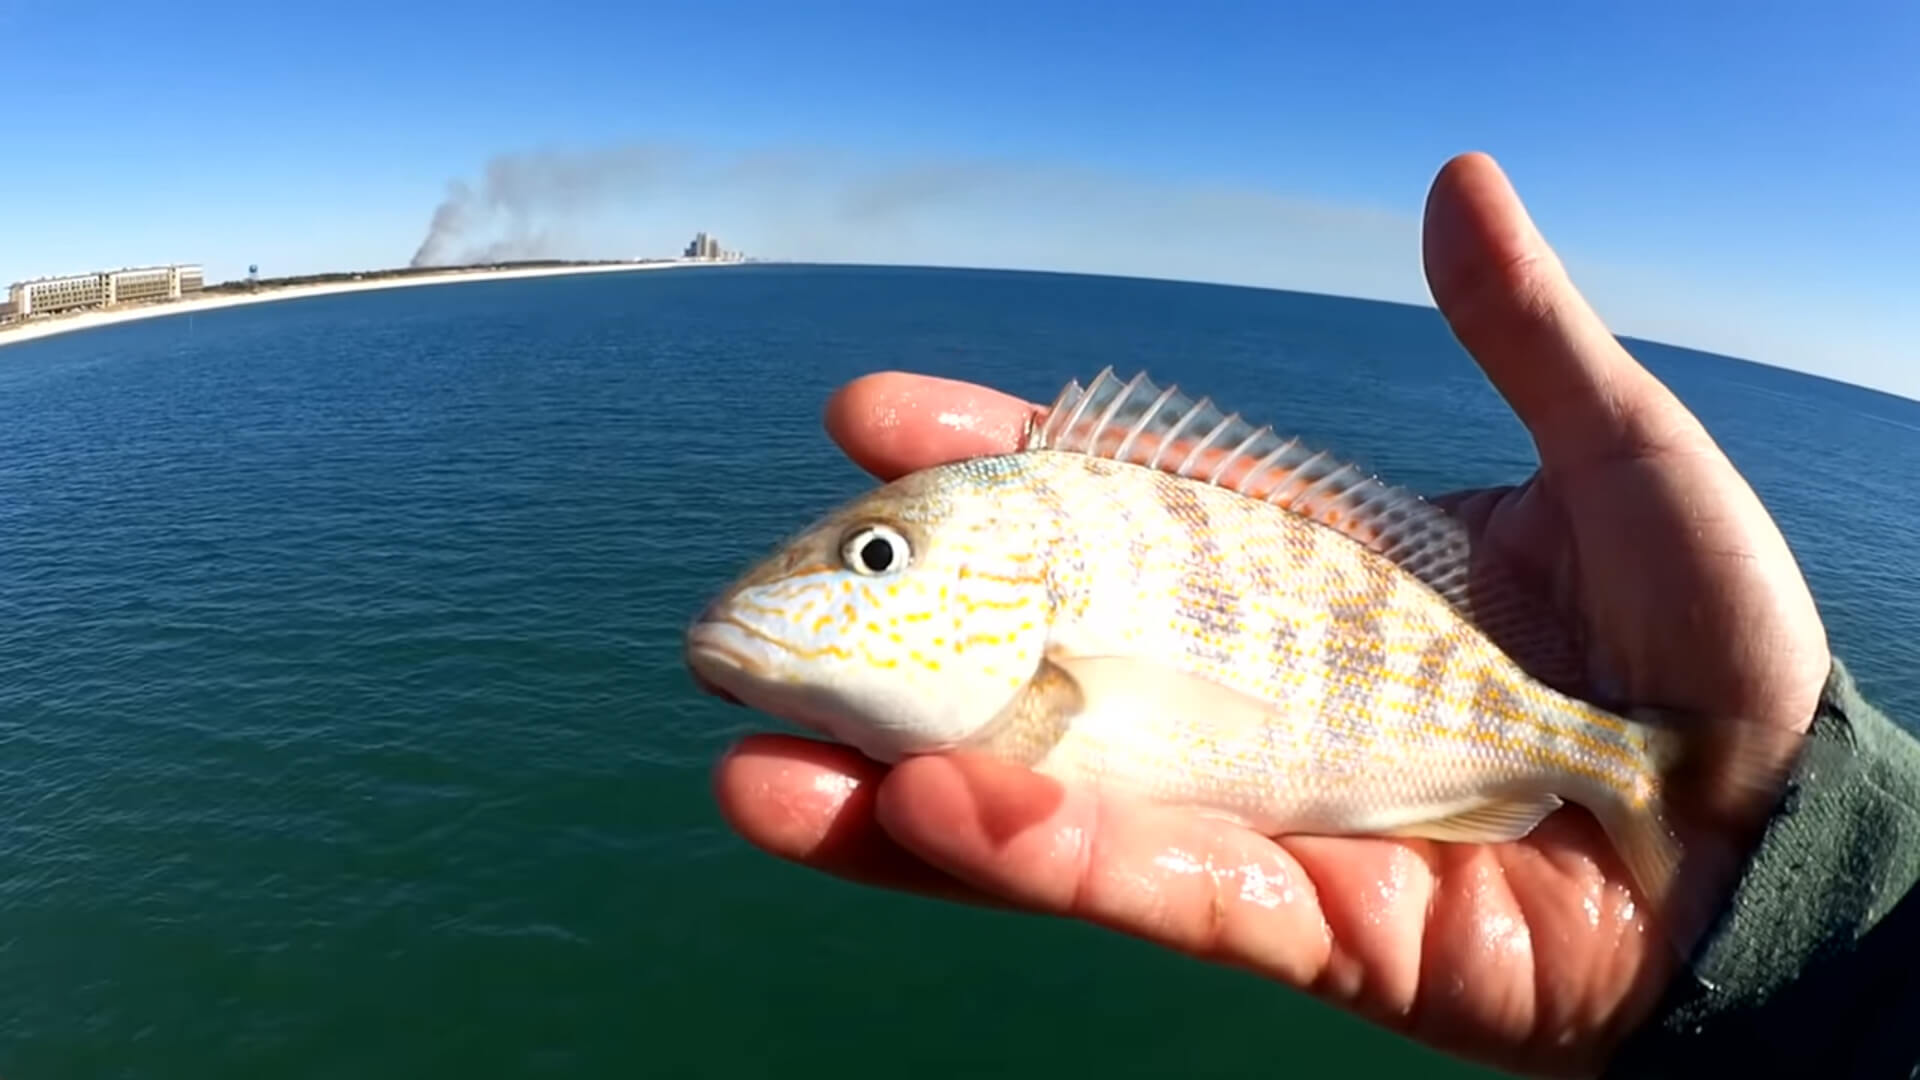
[409,145,686,267]
[407,144,1040,268]
[403,142,1426,307]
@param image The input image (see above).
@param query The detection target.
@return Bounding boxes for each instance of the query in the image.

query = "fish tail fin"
[1602,708,1825,966]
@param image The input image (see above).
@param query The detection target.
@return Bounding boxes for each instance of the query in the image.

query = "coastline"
[0,260,731,350]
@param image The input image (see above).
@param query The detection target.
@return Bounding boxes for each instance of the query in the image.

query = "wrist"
[1603,658,1920,1077]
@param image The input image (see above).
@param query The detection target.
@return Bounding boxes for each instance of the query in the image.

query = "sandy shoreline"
[0,260,731,350]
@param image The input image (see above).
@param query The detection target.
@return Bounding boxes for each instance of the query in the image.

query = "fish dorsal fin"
[1028,367,1478,608]
[1026,368,1589,694]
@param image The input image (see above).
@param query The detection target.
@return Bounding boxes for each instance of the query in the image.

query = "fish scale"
[996,450,1646,824]
[686,367,1803,956]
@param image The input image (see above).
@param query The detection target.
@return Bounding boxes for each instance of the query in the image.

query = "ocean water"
[1,264,1916,1079]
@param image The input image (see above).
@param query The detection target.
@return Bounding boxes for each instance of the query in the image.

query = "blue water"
[1,264,1915,1078]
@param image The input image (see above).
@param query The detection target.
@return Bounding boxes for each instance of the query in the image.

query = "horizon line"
[3,256,1911,407]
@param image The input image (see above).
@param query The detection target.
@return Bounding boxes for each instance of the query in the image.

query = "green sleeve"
[1604,658,1920,1078]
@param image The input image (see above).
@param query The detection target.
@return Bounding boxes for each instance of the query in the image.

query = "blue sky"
[3,1,1914,395]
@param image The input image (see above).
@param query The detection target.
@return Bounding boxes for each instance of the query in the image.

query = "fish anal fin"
[1378,793,1566,844]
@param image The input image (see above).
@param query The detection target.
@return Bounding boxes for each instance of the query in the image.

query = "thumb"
[1421,153,1704,474]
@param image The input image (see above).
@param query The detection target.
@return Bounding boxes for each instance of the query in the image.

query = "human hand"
[709,152,1832,1078]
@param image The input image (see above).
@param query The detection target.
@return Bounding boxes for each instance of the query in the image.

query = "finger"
[1421,153,1704,474]
[873,752,1341,992]
[711,734,1008,908]
[823,372,1043,481]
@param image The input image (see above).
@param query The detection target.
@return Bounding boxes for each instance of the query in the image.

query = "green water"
[5,265,1917,1078]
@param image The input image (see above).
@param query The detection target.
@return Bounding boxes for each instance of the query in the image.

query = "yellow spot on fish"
[958,594,1030,613]
[971,570,1044,587]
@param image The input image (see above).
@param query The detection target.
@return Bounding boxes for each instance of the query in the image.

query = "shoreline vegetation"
[0,258,746,350]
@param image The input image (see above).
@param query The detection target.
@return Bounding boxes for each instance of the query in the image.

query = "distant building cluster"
[3,264,204,322]
[682,232,745,263]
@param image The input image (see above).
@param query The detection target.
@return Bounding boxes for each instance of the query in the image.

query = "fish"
[685,367,1804,954]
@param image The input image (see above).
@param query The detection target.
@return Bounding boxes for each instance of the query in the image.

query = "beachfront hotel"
[2,264,204,322]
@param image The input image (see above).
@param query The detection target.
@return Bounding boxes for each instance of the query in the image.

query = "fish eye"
[841,524,910,576]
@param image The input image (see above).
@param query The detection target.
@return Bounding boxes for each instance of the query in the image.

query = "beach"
[0,260,727,350]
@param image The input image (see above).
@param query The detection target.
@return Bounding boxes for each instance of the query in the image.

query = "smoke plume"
[396,141,1910,398]
[403,141,1428,306]
[409,145,687,267]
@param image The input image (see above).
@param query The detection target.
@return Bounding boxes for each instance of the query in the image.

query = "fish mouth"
[683,620,850,747]
[684,622,764,706]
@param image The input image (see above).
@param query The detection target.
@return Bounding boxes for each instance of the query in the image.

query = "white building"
[7,264,204,318]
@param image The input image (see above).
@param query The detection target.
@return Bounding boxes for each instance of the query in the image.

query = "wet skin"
[705,153,1831,1079]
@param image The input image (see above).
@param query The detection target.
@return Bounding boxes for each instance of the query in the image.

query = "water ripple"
[0,266,1914,1078]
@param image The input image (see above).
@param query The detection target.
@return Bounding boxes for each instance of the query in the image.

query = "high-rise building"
[681,232,742,262]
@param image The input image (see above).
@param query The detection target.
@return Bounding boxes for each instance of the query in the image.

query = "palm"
[708,153,1830,1080]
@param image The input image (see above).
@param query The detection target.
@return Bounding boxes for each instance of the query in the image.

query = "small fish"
[686,368,1800,953]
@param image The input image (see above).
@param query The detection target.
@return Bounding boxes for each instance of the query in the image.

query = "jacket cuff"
[1604,658,1920,1077]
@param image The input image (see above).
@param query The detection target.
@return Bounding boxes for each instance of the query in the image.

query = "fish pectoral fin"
[965,651,1087,766]
[967,650,1281,767]
[1047,652,1283,735]
[1378,793,1565,845]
